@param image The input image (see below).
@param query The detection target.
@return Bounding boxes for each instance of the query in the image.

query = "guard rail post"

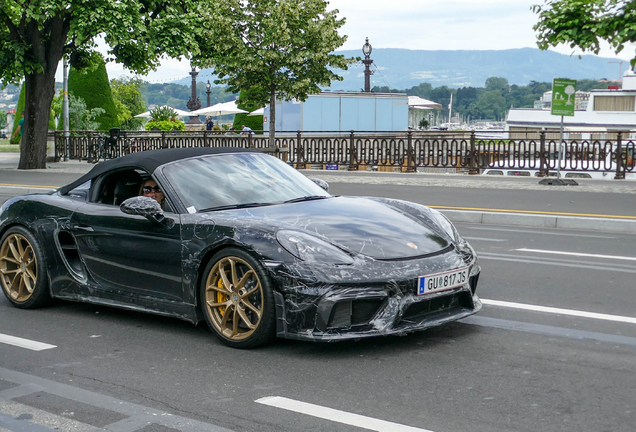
[406,130,416,172]
[538,130,547,177]
[348,130,358,171]
[295,131,303,169]
[53,131,60,161]
[614,131,625,180]
[469,131,478,175]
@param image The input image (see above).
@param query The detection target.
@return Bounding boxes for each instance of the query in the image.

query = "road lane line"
[463,226,615,239]
[0,183,58,189]
[481,299,636,325]
[479,253,636,274]
[515,248,636,262]
[462,316,636,347]
[255,396,434,432]
[462,236,507,242]
[430,205,636,220]
[0,333,56,351]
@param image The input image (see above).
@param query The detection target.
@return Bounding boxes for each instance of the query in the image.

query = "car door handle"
[72,225,94,232]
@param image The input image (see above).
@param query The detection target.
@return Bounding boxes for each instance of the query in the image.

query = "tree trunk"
[18,72,57,169]
[268,86,276,148]
[18,14,66,169]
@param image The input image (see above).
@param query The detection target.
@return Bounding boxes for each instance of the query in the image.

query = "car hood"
[233,196,451,260]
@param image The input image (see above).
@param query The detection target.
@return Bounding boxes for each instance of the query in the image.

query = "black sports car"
[0,148,481,348]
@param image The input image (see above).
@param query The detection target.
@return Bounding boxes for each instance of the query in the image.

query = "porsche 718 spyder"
[0,147,481,348]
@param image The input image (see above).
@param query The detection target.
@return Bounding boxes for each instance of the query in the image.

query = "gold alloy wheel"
[0,233,38,303]
[204,256,264,341]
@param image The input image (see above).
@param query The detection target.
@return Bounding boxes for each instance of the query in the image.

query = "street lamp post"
[186,66,202,124]
[362,37,374,92]
[206,80,212,107]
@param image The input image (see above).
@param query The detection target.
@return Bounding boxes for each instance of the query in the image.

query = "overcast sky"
[62,0,636,83]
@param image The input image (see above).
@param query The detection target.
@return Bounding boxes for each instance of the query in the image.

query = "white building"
[506,71,636,138]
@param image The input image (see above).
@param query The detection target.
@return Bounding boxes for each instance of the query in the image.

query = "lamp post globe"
[205,80,212,107]
[362,37,372,58]
[362,37,374,92]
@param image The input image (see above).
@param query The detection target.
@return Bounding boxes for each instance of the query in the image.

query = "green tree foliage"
[143,82,233,111]
[68,61,119,130]
[0,0,219,169]
[373,76,615,121]
[231,89,264,131]
[202,0,355,145]
[68,93,105,130]
[533,0,636,65]
[0,111,7,130]
[111,78,146,130]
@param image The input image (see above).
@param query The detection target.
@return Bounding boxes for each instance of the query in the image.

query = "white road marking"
[0,333,56,351]
[481,299,636,325]
[515,248,636,262]
[256,396,435,432]
[462,236,507,242]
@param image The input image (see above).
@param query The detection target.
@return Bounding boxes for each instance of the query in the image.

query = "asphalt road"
[1,183,635,432]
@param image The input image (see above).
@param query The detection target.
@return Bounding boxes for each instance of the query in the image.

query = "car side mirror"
[120,196,175,228]
[310,178,329,192]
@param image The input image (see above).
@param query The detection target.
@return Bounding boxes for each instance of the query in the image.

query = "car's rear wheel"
[0,226,50,308]
[201,248,275,348]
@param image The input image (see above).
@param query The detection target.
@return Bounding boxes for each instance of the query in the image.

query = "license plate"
[417,267,469,295]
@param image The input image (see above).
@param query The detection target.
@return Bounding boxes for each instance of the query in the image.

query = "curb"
[441,209,636,235]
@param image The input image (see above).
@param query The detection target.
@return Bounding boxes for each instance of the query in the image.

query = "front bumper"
[269,251,482,342]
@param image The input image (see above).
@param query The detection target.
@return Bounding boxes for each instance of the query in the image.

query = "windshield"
[161,152,330,212]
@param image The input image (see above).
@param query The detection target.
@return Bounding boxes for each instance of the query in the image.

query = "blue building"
[264,91,409,133]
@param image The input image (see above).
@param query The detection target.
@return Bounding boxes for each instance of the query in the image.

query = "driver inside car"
[140,179,165,210]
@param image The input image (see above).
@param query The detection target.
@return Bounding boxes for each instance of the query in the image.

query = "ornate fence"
[53,130,636,179]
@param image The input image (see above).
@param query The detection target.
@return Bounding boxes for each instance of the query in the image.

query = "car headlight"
[428,208,460,242]
[276,230,354,265]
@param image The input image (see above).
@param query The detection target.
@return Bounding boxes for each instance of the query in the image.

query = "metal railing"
[53,130,635,179]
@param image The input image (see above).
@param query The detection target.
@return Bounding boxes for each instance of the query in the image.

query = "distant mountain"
[175,48,623,90]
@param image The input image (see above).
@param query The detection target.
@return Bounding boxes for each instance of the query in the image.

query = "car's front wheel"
[0,226,51,308]
[201,248,275,348]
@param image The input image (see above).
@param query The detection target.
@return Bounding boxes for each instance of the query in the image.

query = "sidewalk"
[1,154,635,234]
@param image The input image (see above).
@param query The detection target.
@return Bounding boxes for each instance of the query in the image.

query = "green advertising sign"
[551,78,577,116]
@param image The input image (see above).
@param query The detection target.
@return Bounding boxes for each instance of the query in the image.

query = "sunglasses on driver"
[142,186,162,194]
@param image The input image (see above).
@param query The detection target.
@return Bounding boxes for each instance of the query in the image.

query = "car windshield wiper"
[283,195,330,203]
[199,202,271,212]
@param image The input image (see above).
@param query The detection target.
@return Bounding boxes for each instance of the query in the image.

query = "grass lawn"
[0,138,20,152]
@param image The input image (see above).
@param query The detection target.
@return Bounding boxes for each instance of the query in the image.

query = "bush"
[10,84,25,144]
[149,106,179,122]
[144,119,186,131]
[232,113,263,132]
[68,60,119,130]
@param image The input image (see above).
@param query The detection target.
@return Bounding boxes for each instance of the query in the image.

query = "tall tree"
[111,78,146,130]
[0,0,218,169]
[533,0,636,64]
[68,60,119,130]
[201,0,355,145]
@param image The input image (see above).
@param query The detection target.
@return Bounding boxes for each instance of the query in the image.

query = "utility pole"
[62,56,69,161]
[608,60,627,83]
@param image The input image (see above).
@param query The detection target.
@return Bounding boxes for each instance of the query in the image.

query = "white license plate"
[417,267,469,295]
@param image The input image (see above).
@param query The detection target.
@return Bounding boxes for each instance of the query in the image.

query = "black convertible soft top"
[59,147,257,195]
